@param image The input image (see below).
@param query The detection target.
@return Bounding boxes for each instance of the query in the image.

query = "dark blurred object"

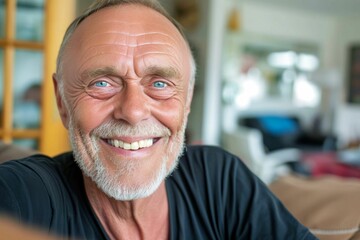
[174,0,199,30]
[239,115,332,152]
[22,83,42,106]
[302,151,360,179]
[0,216,60,240]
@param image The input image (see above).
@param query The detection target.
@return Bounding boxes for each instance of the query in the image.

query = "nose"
[113,84,151,125]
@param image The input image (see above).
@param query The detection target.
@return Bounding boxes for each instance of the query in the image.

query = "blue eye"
[94,81,109,87]
[153,81,167,89]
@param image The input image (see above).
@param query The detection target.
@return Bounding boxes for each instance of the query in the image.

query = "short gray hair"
[56,0,196,92]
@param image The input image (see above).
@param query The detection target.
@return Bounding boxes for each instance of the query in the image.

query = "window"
[0,0,74,156]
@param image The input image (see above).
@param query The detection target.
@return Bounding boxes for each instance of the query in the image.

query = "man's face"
[56,4,192,200]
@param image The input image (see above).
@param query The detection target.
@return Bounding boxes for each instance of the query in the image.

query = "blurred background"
[1,0,360,158]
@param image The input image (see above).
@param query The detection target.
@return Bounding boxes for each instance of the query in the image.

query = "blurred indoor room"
[2,1,360,238]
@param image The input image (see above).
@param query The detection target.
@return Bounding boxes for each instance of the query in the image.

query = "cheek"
[152,99,187,134]
[71,98,114,134]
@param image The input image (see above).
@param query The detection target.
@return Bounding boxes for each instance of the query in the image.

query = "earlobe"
[53,73,69,129]
[186,88,194,115]
[186,103,191,116]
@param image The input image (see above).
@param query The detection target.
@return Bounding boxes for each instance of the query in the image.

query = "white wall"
[336,16,360,102]
[201,0,228,145]
[240,2,338,69]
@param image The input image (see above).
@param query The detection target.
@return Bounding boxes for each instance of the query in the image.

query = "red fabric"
[301,152,360,178]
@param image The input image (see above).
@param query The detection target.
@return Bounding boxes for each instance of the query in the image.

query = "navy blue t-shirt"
[0,145,316,239]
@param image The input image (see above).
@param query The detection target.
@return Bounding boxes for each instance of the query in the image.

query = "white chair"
[222,126,301,184]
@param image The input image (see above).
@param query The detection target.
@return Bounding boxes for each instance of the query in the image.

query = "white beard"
[68,118,187,201]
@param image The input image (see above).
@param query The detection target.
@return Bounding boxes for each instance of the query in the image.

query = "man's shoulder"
[0,151,73,171]
[0,153,52,174]
[184,144,237,158]
[0,152,78,208]
[180,145,243,169]
[171,145,261,202]
[173,144,250,183]
[0,152,75,188]
[0,152,89,233]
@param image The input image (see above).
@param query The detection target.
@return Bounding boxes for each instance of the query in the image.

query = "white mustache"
[91,120,171,138]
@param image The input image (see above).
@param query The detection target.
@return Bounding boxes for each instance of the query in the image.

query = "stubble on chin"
[68,118,187,201]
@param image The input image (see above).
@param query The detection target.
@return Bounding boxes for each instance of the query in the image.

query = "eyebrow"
[143,66,182,80]
[81,66,119,79]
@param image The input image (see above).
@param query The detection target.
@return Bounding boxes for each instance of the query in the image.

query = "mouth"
[105,138,160,151]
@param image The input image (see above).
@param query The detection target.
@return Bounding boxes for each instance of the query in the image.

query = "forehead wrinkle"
[135,52,179,61]
[85,42,175,47]
[81,45,129,53]
[130,32,181,48]
[82,19,181,41]
[77,51,130,69]
[80,43,177,55]
[76,53,132,79]
[76,46,129,65]
[77,45,181,72]
[81,32,180,49]
[135,52,182,66]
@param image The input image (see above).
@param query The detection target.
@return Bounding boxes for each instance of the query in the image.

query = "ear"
[185,86,194,116]
[53,73,69,129]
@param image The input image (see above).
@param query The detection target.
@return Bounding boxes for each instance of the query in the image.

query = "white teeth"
[139,140,145,148]
[108,138,154,150]
[147,139,153,147]
[123,143,131,150]
[131,142,139,150]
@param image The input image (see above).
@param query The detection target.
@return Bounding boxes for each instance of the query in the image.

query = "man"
[0,0,317,239]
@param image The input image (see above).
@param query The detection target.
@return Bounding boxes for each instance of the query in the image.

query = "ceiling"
[244,0,360,17]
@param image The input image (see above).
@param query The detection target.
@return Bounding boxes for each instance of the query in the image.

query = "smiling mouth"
[106,138,158,150]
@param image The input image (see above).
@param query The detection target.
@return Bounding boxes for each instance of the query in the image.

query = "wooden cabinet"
[0,0,75,156]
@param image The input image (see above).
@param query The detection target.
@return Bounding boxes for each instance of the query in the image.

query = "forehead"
[75,4,183,41]
[63,4,189,76]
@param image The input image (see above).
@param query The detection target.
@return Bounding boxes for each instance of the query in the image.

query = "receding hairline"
[56,0,196,98]
[56,0,194,73]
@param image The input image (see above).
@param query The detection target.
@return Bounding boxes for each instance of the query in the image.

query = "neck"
[83,175,169,240]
